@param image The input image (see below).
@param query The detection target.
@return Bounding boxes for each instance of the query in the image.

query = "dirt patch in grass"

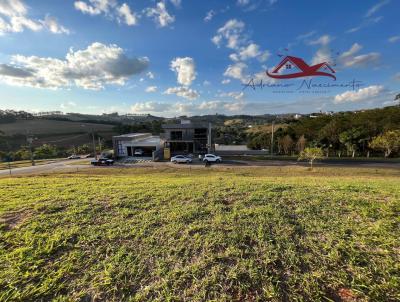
[0,209,33,230]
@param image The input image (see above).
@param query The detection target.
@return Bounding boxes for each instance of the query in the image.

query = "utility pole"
[7,156,11,176]
[270,121,275,156]
[98,137,102,155]
[91,131,97,160]
[27,133,35,166]
[207,122,212,153]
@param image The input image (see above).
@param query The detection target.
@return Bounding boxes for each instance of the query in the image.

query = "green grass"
[224,155,400,163]
[0,167,399,301]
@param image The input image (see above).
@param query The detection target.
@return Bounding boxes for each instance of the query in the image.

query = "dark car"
[91,158,114,166]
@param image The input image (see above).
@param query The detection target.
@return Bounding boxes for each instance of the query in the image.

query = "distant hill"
[0,118,117,151]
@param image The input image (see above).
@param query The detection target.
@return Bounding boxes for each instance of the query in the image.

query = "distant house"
[162,120,211,154]
[113,133,164,158]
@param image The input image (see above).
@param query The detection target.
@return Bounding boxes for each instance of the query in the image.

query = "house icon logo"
[266,56,336,80]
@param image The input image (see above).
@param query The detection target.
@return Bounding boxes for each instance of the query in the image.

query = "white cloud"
[334,85,384,104]
[0,42,149,90]
[296,30,316,41]
[310,35,333,65]
[204,10,215,22]
[388,36,400,43]
[145,86,157,92]
[146,71,155,79]
[221,79,231,84]
[74,0,111,15]
[339,43,380,68]
[346,16,383,33]
[237,0,250,6]
[343,53,381,68]
[0,0,27,16]
[309,34,332,46]
[224,100,245,112]
[231,43,270,62]
[75,0,138,26]
[164,86,199,100]
[218,91,244,100]
[365,0,390,18]
[117,3,137,26]
[236,0,277,11]
[0,63,33,78]
[131,101,169,113]
[223,62,248,82]
[60,101,77,109]
[212,19,245,49]
[43,15,70,34]
[0,0,68,35]
[145,2,175,27]
[213,19,270,82]
[311,47,332,65]
[170,0,181,8]
[170,57,196,86]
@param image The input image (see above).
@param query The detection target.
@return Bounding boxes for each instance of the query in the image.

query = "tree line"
[247,106,400,158]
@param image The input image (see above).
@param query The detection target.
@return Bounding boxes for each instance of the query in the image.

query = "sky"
[0,0,399,117]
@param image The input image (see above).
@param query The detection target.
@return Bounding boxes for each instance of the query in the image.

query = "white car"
[134,149,144,156]
[203,154,222,163]
[171,155,192,164]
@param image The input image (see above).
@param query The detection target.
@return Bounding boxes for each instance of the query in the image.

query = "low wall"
[215,150,269,156]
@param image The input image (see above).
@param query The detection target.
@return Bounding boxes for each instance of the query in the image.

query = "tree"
[247,132,270,150]
[14,148,31,160]
[339,128,364,158]
[296,135,307,153]
[280,135,293,155]
[298,147,324,170]
[77,144,91,154]
[369,130,400,157]
[34,144,59,159]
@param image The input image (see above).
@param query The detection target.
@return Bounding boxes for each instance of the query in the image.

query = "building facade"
[113,133,164,158]
[162,120,210,155]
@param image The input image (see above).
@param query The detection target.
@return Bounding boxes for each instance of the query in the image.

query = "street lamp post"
[27,134,35,166]
[270,121,275,156]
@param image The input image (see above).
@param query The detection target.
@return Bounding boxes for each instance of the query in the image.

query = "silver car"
[171,155,192,164]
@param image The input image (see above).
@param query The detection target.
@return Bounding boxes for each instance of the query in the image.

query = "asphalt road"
[0,158,91,177]
[1,158,399,177]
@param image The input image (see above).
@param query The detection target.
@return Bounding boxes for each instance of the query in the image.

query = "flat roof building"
[113,133,164,158]
[162,120,211,154]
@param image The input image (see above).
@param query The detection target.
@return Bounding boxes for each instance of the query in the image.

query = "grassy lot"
[0,167,399,301]
[224,155,400,163]
[0,119,114,136]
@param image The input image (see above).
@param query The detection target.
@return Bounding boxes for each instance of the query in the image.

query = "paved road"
[0,158,92,177]
[1,158,399,177]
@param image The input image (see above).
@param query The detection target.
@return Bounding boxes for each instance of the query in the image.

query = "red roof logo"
[266,56,336,80]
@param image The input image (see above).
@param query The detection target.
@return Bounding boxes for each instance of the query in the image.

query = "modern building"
[162,120,211,155]
[113,133,164,158]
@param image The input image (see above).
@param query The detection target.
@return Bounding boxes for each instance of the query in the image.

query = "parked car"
[134,149,144,156]
[171,155,192,164]
[203,154,222,163]
[91,158,114,166]
[67,155,81,159]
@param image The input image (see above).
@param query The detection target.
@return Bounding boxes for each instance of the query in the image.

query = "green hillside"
[1,167,399,301]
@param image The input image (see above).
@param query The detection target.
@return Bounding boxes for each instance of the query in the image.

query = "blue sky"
[0,0,399,116]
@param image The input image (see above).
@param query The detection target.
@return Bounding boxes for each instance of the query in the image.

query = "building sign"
[266,55,336,80]
[242,52,364,94]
